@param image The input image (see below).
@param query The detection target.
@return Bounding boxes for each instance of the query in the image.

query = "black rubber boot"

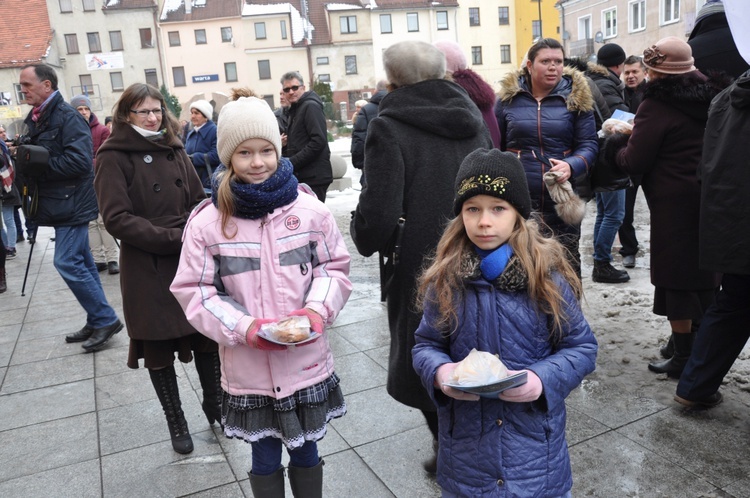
[248,467,285,498]
[422,439,438,475]
[660,324,698,359]
[592,260,630,283]
[288,459,324,498]
[148,366,194,454]
[649,332,694,378]
[194,351,222,426]
[0,268,6,294]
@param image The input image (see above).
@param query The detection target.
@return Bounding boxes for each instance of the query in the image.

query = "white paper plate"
[443,372,528,398]
[258,330,319,346]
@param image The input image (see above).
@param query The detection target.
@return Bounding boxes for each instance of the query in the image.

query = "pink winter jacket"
[171,192,352,398]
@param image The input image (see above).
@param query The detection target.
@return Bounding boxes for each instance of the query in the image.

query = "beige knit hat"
[216,97,282,167]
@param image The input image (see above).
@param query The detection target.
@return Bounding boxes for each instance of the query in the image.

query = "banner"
[86,52,125,71]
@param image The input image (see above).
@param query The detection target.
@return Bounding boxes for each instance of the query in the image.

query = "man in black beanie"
[591,43,629,114]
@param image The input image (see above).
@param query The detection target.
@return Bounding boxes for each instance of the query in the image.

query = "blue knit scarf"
[475,243,514,281]
[210,157,298,220]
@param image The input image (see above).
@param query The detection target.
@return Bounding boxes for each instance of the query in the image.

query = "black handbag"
[15,144,49,178]
[591,136,631,192]
[378,216,405,302]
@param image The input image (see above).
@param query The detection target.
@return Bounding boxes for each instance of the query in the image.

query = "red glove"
[499,370,543,402]
[287,308,324,334]
[246,318,285,351]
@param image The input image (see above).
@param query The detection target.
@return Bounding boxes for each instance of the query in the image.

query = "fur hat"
[453,149,531,219]
[189,100,213,120]
[597,43,626,67]
[216,97,281,167]
[70,94,91,109]
[433,40,467,73]
[643,36,696,75]
[383,41,446,88]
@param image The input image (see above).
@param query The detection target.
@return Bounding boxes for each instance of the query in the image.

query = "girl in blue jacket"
[412,149,597,497]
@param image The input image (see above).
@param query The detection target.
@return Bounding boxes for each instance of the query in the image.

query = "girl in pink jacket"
[171,97,352,498]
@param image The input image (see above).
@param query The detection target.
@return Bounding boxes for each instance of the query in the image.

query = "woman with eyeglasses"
[94,83,221,454]
[495,38,598,277]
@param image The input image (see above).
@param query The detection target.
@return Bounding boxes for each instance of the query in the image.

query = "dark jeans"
[618,176,642,257]
[677,273,750,400]
[251,438,319,476]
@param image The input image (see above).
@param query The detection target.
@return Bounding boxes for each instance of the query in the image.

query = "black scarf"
[210,157,298,219]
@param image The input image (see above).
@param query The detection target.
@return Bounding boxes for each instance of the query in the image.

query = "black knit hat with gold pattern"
[453,148,531,219]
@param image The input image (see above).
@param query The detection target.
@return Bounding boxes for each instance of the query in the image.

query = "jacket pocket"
[35,184,76,223]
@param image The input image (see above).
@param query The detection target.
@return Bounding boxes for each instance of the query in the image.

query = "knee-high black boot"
[649,332,694,379]
[288,460,324,498]
[148,366,194,454]
[248,467,285,498]
[194,351,222,426]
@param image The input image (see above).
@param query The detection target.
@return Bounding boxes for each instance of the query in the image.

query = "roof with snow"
[0,0,52,68]
[161,0,243,22]
[103,0,158,10]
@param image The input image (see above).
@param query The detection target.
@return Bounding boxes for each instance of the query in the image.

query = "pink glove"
[434,363,480,402]
[499,369,543,402]
[287,308,324,334]
[246,318,285,351]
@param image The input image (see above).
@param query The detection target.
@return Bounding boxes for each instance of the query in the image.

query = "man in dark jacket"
[350,80,387,187]
[618,55,647,269]
[588,43,630,283]
[280,71,333,202]
[17,64,122,352]
[675,69,750,408]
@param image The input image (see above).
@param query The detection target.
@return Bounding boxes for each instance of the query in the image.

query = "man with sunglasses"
[280,71,333,201]
[17,64,122,352]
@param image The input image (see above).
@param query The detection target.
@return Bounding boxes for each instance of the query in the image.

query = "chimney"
[185,0,192,15]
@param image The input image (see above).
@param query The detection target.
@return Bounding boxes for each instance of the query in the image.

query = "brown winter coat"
[610,71,726,291]
[94,125,206,340]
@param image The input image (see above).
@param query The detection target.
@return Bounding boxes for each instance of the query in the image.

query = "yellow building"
[514,0,561,66]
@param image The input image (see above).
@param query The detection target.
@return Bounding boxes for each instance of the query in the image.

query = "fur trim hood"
[585,62,610,79]
[644,70,733,121]
[460,252,529,292]
[498,67,594,113]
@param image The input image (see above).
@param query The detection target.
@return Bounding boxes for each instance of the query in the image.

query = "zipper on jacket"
[537,99,545,213]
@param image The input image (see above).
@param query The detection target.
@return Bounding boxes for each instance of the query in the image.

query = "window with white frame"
[319,74,331,83]
[577,15,592,40]
[471,46,482,65]
[500,44,511,64]
[436,11,448,30]
[407,12,419,32]
[380,14,392,34]
[316,57,329,65]
[341,16,357,34]
[532,20,541,40]
[629,0,646,32]
[661,0,680,24]
[603,8,617,38]
[14,83,25,105]
[145,69,158,87]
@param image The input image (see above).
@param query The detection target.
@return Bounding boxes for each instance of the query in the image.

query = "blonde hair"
[417,209,582,342]
[215,168,238,239]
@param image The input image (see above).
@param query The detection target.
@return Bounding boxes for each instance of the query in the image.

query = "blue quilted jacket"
[413,265,597,497]
[495,68,598,220]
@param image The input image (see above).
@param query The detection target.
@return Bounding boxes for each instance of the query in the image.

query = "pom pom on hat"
[642,36,695,75]
[597,43,626,67]
[70,94,91,109]
[189,100,213,120]
[216,97,282,167]
[453,149,532,219]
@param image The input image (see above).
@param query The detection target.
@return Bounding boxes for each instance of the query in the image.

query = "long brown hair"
[417,209,582,341]
[111,83,181,141]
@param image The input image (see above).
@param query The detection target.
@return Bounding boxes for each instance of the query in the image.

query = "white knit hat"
[217,97,282,167]
[189,99,213,120]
